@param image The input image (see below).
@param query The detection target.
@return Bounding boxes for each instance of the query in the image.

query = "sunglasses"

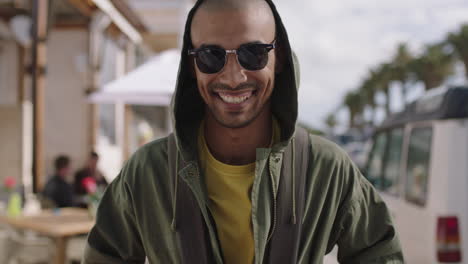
[188,40,276,74]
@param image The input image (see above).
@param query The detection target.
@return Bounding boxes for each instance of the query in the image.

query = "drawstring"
[171,151,180,231]
[291,137,297,225]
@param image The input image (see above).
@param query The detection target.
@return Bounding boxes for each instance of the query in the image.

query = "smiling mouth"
[215,91,256,104]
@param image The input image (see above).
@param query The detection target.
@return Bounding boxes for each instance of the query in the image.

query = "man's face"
[59,165,71,178]
[89,157,98,170]
[191,6,277,128]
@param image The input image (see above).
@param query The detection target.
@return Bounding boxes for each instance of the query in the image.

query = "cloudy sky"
[272,0,468,130]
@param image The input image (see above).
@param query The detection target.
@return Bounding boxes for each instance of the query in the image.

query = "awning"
[88,49,180,106]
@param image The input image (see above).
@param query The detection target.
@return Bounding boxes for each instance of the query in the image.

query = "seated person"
[42,155,74,208]
[74,152,108,207]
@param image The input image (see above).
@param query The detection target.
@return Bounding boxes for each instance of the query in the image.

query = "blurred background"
[0,0,468,263]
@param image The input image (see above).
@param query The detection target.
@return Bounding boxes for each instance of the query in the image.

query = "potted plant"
[81,176,103,218]
[2,176,21,217]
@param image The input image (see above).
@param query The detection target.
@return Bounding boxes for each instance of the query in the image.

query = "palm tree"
[391,43,413,107]
[375,63,393,116]
[447,24,468,79]
[409,43,455,90]
[343,90,364,128]
[359,70,379,125]
[324,113,337,134]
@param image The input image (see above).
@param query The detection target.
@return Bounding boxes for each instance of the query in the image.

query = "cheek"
[269,53,276,68]
[264,54,276,80]
[195,72,215,100]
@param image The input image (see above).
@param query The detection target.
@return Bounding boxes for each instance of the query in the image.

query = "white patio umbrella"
[88,49,181,106]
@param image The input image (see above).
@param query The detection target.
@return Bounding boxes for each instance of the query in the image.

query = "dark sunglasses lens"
[196,47,226,74]
[238,44,269,71]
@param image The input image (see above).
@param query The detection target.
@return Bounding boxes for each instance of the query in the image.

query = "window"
[366,132,388,189]
[405,127,433,206]
[382,128,404,195]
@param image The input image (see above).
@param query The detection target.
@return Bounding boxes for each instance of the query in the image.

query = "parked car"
[364,86,468,263]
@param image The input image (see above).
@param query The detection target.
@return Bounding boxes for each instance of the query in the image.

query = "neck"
[204,106,272,165]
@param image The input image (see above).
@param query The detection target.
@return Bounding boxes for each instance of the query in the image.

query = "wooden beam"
[104,22,121,40]
[17,45,24,103]
[88,15,103,151]
[92,0,142,43]
[89,104,98,151]
[54,20,89,29]
[31,0,49,192]
[67,0,96,17]
[109,0,147,32]
[123,105,132,160]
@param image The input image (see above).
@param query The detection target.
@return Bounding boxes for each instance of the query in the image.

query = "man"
[42,155,74,208]
[83,0,404,263]
[74,152,108,196]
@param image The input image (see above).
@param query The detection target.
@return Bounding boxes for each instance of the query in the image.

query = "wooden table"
[0,208,95,264]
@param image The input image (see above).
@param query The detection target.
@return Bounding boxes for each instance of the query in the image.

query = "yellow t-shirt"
[198,119,280,264]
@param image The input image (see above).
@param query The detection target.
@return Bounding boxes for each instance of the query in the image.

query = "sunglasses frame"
[188,39,276,74]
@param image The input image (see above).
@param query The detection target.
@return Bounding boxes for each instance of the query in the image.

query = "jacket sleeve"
[334,164,404,264]
[82,169,146,264]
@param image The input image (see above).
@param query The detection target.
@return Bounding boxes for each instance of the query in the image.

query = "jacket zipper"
[182,165,224,264]
[266,155,278,242]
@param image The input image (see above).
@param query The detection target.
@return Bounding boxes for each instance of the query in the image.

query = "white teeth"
[218,93,251,104]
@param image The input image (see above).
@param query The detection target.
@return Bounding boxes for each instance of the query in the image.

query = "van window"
[367,132,388,189]
[405,127,433,206]
[382,128,404,195]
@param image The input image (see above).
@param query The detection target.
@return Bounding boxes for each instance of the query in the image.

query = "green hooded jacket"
[82,0,404,263]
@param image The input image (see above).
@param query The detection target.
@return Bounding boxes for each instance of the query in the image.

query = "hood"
[171,0,300,162]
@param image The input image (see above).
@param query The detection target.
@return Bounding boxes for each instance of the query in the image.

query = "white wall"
[0,105,23,184]
[0,38,22,186]
[44,29,90,180]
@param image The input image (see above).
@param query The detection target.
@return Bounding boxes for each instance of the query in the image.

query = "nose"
[217,52,248,88]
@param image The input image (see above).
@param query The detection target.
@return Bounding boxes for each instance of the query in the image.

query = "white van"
[365,86,468,263]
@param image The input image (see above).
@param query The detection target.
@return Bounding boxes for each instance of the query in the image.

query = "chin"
[216,118,254,129]
[211,110,262,129]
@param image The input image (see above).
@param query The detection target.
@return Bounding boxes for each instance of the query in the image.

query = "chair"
[0,226,10,264]
[3,228,55,264]
[66,235,88,263]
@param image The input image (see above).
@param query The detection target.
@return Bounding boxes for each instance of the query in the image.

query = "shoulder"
[305,134,365,202]
[43,177,55,190]
[117,136,171,185]
[129,136,170,164]
[105,136,174,209]
[46,176,60,186]
[308,134,351,165]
